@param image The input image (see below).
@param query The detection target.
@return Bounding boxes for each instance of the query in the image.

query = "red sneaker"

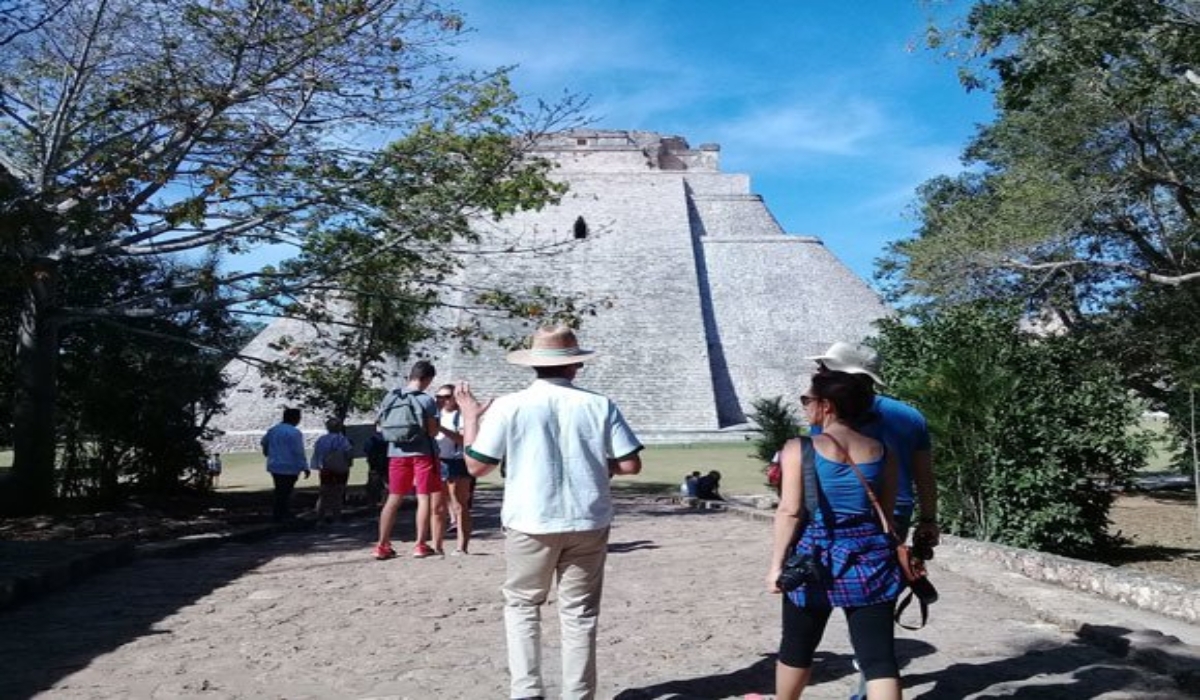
[412,543,435,559]
[373,544,398,561]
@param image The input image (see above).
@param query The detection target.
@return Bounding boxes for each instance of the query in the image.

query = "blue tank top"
[812,447,886,521]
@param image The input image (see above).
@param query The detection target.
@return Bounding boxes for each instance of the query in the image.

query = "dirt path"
[1108,492,1200,583]
[0,495,1186,699]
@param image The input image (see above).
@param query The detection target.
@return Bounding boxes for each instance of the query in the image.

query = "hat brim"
[805,353,886,388]
[506,349,597,367]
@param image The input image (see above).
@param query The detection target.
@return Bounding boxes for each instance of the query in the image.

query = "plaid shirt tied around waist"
[786,513,903,609]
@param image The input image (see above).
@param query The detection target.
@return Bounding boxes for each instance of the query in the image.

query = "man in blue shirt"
[261,407,310,522]
[807,342,938,548]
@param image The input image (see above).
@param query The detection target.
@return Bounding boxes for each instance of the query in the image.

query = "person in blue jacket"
[261,407,309,522]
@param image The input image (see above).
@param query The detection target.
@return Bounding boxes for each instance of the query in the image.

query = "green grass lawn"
[209,442,768,496]
[2,416,1179,496]
[1141,413,1181,473]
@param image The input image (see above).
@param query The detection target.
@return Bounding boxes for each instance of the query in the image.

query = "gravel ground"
[0,494,1187,699]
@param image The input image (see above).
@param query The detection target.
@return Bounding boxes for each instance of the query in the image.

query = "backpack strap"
[379,388,406,418]
[785,437,821,548]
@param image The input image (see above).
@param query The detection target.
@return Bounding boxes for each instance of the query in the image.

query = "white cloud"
[857,143,968,216]
[707,97,888,162]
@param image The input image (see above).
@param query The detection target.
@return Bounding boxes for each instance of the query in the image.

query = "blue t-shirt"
[812,395,930,513]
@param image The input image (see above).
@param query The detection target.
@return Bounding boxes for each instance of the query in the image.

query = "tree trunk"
[1191,386,1198,532]
[4,263,61,514]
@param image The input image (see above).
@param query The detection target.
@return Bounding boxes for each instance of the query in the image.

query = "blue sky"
[448,1,995,284]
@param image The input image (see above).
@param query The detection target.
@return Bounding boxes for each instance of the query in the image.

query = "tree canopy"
[882,0,1199,307]
[0,0,586,510]
[878,0,1200,465]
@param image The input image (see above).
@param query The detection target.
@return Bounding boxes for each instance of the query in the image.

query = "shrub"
[749,396,800,489]
[873,304,1149,558]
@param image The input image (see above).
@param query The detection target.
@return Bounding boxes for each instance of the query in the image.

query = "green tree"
[878,0,1200,468]
[874,304,1150,557]
[0,0,584,511]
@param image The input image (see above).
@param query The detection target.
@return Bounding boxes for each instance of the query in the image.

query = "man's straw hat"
[506,325,597,367]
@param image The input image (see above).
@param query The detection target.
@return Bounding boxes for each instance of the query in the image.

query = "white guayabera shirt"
[469,378,642,534]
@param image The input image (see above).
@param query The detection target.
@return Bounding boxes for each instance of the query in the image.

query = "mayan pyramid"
[212,130,889,449]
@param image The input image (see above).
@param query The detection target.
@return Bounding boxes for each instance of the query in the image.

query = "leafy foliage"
[748,396,800,465]
[879,0,1200,476]
[0,0,587,510]
[873,304,1150,557]
[0,250,242,500]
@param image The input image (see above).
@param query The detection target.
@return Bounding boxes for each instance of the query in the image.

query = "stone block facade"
[209,130,888,449]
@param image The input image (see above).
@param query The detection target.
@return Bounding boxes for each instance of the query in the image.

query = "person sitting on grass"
[696,470,723,500]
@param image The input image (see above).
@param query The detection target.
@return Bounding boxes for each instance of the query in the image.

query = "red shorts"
[388,455,442,496]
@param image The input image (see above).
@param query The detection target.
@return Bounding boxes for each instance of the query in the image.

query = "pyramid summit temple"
[213,130,889,449]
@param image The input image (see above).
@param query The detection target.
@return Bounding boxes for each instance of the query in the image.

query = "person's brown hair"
[810,372,874,425]
[534,363,581,379]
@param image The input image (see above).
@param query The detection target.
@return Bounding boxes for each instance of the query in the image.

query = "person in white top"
[457,325,642,700]
[434,383,473,555]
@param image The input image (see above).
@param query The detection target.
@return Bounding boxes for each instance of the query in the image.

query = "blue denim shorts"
[440,458,470,481]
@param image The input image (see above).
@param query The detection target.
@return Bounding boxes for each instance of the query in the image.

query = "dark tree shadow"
[0,491,513,699]
[612,641,937,699]
[905,626,1193,699]
[612,653,776,699]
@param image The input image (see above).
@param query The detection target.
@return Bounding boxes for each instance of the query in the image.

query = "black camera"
[912,532,935,561]
[776,551,825,592]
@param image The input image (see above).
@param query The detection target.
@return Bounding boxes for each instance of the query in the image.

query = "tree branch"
[998,258,1200,286]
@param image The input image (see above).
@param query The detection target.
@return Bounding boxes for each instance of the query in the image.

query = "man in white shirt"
[457,325,642,700]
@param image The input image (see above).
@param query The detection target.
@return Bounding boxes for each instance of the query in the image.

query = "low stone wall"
[710,496,1200,625]
[944,535,1200,625]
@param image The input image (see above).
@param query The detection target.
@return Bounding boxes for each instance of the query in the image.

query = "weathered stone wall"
[433,170,720,433]
[701,235,889,419]
[944,535,1200,625]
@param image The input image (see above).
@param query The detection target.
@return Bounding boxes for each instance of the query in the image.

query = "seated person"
[681,470,701,497]
[696,470,723,500]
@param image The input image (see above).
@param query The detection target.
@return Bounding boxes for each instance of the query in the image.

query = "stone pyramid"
[212,130,889,449]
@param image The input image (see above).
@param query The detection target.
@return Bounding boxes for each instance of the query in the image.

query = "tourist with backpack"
[311,417,354,524]
[373,360,445,560]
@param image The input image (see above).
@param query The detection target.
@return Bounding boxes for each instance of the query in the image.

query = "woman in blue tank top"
[767,371,903,700]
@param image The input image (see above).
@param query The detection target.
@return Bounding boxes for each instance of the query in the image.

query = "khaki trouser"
[503,527,609,700]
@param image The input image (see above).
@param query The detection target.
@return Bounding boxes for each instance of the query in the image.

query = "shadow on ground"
[612,630,1189,699]
[905,628,1191,699]
[0,494,505,699]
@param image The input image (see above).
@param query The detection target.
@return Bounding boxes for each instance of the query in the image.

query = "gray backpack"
[379,390,424,445]
[321,445,351,473]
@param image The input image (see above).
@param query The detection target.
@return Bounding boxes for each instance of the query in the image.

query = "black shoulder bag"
[776,437,827,592]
